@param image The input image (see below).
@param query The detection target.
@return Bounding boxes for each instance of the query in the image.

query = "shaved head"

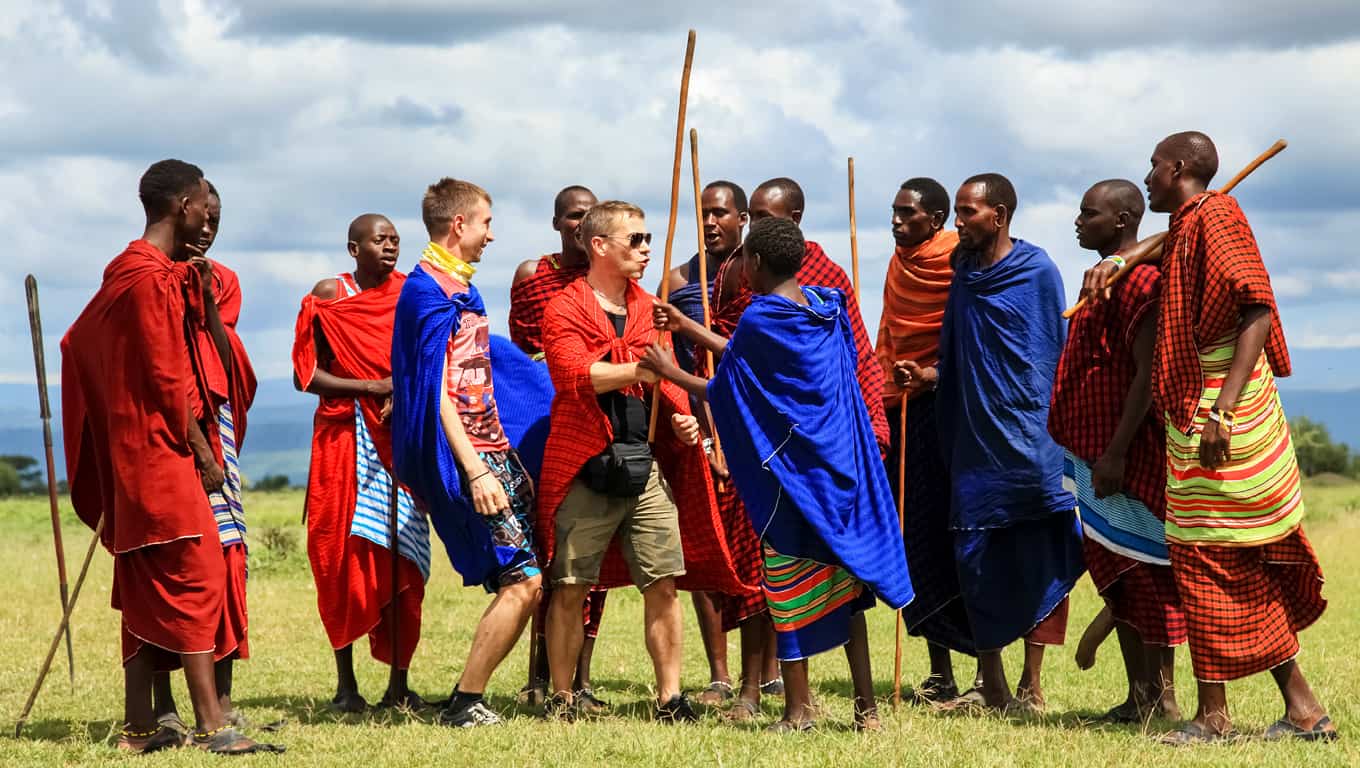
[753,177,805,213]
[1157,131,1219,185]
[348,213,393,242]
[1090,179,1145,223]
[554,185,596,217]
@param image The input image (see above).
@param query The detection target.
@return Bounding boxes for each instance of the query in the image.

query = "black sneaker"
[544,692,576,723]
[437,699,502,728]
[655,694,698,724]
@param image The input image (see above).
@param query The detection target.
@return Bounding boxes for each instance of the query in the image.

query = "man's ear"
[738,211,750,228]
[347,240,359,258]
[551,215,562,233]
[994,204,1009,228]
[930,211,946,231]
[450,213,466,239]
[791,208,804,225]
[1172,159,1185,179]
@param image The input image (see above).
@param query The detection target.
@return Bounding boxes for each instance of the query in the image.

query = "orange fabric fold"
[875,229,957,404]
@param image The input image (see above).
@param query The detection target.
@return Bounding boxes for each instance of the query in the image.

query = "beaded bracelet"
[1103,254,1127,270]
[1208,407,1236,431]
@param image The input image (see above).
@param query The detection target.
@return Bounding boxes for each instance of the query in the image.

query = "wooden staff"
[688,128,727,480]
[1063,138,1288,318]
[891,395,908,707]
[648,29,697,443]
[848,157,861,300]
[387,473,400,689]
[14,516,104,738]
[24,275,75,691]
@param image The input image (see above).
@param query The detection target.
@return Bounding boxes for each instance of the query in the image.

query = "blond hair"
[422,178,492,238]
[579,200,645,247]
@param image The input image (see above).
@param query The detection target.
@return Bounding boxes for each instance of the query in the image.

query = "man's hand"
[1079,260,1120,306]
[672,413,701,446]
[1091,452,1125,499]
[380,397,393,422]
[652,301,688,333]
[368,377,394,397]
[469,467,510,517]
[707,449,730,481]
[198,461,225,494]
[1198,419,1232,470]
[188,254,215,300]
[892,360,937,392]
[638,343,675,382]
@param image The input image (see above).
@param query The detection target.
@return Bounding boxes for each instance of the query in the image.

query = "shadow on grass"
[14,717,120,745]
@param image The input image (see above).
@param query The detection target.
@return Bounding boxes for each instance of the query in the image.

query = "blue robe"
[936,240,1084,651]
[390,265,534,587]
[709,286,914,611]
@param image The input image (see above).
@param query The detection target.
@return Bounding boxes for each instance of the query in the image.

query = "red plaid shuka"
[1049,262,1166,517]
[537,277,746,593]
[1169,528,1325,682]
[1155,193,1291,434]
[712,240,889,447]
[508,254,589,356]
[1083,538,1186,647]
[714,482,767,631]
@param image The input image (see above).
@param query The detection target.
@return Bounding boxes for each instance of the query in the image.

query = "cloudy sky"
[3,0,1358,389]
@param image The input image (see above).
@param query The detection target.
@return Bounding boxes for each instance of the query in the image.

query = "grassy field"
[2,482,1358,767]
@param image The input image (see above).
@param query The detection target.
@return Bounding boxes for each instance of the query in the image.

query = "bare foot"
[330,689,369,714]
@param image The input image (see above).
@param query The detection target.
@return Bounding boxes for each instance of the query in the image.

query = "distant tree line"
[1290,417,1360,478]
[0,455,297,497]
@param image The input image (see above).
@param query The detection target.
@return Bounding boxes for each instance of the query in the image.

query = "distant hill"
[3,379,1358,486]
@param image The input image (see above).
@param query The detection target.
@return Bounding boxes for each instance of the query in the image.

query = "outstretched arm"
[652,301,729,360]
[639,343,709,402]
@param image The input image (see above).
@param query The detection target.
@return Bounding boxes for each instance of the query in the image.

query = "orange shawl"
[875,229,957,405]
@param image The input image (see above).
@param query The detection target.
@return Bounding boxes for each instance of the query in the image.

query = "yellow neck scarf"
[422,241,477,283]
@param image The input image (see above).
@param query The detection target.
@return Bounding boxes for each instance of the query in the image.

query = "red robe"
[292,272,424,668]
[508,254,589,355]
[188,260,258,661]
[537,278,744,593]
[62,240,224,664]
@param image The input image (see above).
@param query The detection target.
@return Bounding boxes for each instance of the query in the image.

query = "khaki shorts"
[551,460,686,590]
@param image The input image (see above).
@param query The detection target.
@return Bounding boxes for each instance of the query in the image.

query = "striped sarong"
[1064,451,1168,565]
[1165,335,1305,546]
[350,402,432,580]
[210,402,246,548]
[762,544,871,661]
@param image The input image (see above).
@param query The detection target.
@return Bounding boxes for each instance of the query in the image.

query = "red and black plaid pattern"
[711,240,888,447]
[1169,527,1325,682]
[1083,538,1187,646]
[1155,193,1292,434]
[1049,262,1168,517]
[1025,596,1070,646]
[711,482,767,631]
[508,254,588,356]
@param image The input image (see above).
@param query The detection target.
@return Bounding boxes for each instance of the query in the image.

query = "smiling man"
[293,213,429,714]
[899,173,1084,712]
[876,177,974,703]
[391,179,541,728]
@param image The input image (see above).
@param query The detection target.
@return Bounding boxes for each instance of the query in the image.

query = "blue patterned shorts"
[464,449,541,593]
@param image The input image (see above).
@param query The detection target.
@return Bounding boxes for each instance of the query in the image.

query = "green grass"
[2,482,1358,767]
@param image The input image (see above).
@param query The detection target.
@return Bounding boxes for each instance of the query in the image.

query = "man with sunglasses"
[507,185,612,713]
[538,201,745,722]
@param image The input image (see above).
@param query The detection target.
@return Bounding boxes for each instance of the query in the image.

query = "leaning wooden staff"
[1063,139,1288,318]
[24,275,76,691]
[647,29,696,442]
[688,128,727,481]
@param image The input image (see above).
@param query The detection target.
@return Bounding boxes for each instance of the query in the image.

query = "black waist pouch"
[581,442,653,497]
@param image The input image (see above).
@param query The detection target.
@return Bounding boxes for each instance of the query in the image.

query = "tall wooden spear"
[24,275,75,690]
[847,157,861,300]
[647,29,696,443]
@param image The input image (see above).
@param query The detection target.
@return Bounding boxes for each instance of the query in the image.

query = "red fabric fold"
[508,254,589,355]
[875,230,957,405]
[538,278,744,593]
[62,240,213,553]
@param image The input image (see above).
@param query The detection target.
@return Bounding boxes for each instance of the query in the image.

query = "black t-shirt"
[597,312,650,444]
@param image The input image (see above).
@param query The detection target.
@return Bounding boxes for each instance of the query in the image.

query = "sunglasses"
[603,232,653,248]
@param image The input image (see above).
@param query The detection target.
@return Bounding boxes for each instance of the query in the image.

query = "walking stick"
[892,395,908,708]
[647,29,696,443]
[847,158,861,300]
[387,472,400,688]
[14,516,105,738]
[24,275,75,691]
[688,128,726,484]
[1063,138,1287,318]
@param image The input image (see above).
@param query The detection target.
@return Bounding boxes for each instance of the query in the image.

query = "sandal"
[192,725,286,754]
[723,699,759,723]
[1100,701,1143,724]
[765,718,816,733]
[117,724,184,753]
[574,688,610,716]
[378,690,429,711]
[517,679,548,707]
[155,711,190,736]
[853,710,883,733]
[1262,715,1340,742]
[695,680,734,706]
[1158,721,1239,746]
[907,678,959,706]
[759,678,785,697]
